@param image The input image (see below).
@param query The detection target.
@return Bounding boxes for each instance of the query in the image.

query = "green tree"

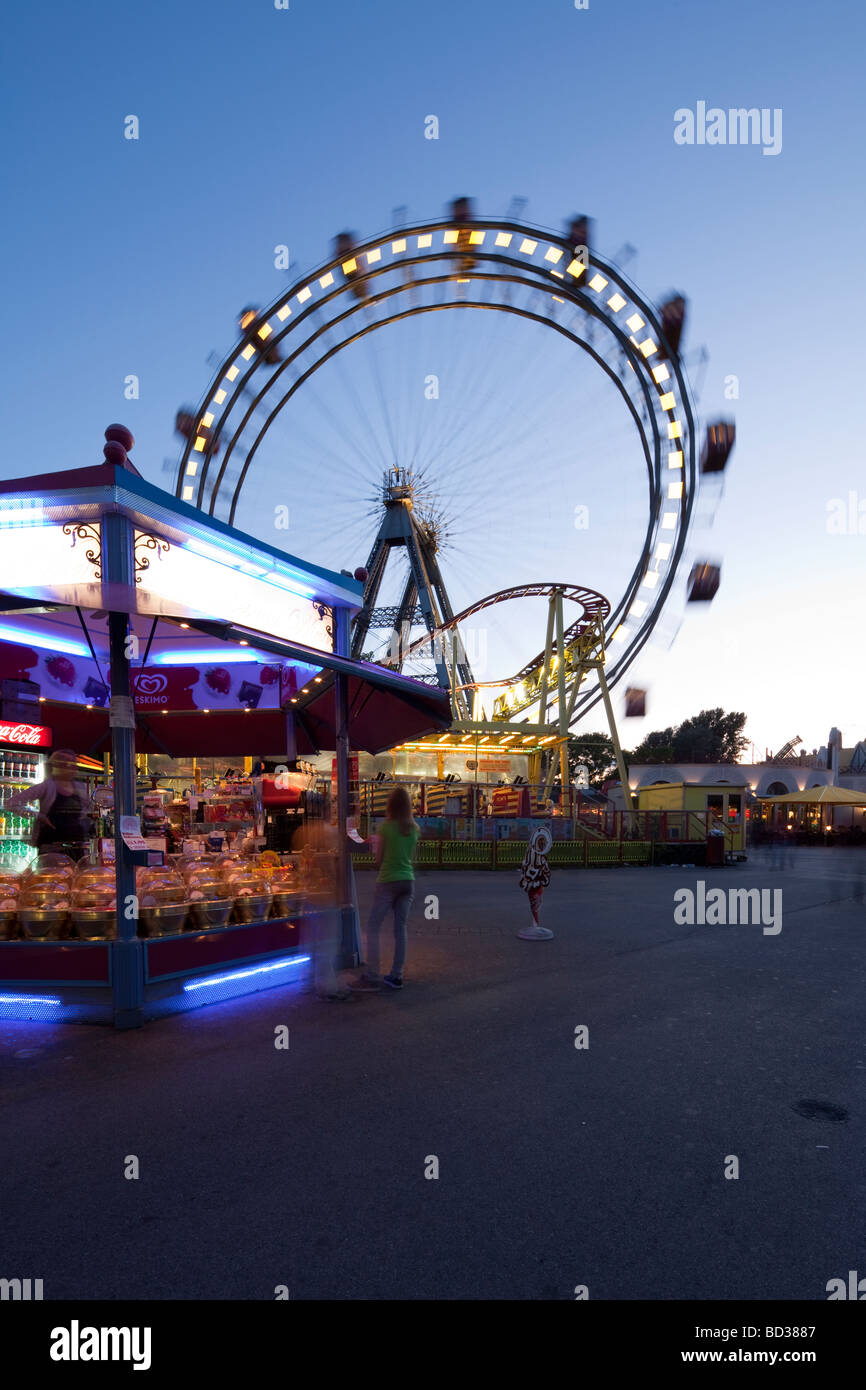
[671,708,747,764]
[630,709,748,765]
[567,733,618,786]
[628,727,675,764]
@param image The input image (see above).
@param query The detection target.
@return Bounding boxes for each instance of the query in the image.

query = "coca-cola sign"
[0,720,52,747]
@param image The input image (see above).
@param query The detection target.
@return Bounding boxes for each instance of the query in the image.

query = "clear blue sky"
[2,0,864,759]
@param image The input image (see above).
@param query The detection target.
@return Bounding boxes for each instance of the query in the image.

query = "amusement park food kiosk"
[636,780,749,860]
[0,437,450,1027]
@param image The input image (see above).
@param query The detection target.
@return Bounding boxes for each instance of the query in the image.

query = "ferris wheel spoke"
[364,346,400,467]
[302,355,391,475]
[319,342,395,474]
[429,327,586,471]
[263,403,373,486]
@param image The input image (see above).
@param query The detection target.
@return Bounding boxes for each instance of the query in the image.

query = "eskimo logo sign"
[49,1320,152,1371]
[135,673,168,696]
[134,672,169,706]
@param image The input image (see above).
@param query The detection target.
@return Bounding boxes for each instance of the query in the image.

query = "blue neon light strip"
[183,955,310,992]
[155,649,266,666]
[0,993,62,1006]
[0,993,65,1023]
[112,468,361,602]
[0,506,45,527]
[260,571,316,599]
[0,624,90,657]
[183,538,316,599]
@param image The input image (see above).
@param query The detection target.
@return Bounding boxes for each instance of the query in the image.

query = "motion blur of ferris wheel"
[172,196,735,775]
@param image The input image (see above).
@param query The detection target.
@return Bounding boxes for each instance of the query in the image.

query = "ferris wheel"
[173,200,734,744]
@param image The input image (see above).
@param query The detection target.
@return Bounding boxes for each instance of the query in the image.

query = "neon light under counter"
[0,994,61,1005]
[182,954,311,992]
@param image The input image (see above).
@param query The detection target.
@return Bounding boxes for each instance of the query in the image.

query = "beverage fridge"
[0,722,51,872]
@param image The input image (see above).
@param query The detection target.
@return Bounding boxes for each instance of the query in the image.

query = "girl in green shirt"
[355,786,419,990]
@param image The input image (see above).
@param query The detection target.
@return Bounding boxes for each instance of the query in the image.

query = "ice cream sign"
[131,663,286,711]
[0,637,323,713]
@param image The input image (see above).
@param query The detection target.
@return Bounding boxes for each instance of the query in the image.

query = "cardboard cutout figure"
[518,826,553,940]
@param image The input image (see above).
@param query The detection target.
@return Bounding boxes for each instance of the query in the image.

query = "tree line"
[567,708,748,787]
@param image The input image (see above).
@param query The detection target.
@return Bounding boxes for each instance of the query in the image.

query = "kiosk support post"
[103,512,144,1030]
[334,606,361,968]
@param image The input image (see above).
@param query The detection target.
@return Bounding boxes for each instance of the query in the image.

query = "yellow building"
[636,780,749,856]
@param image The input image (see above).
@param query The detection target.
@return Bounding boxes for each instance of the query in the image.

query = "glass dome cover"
[137,867,188,907]
[29,852,75,879]
[71,862,117,910]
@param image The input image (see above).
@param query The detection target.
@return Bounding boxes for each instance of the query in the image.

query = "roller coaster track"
[404,582,611,722]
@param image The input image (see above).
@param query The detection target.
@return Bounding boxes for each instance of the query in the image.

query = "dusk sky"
[2,0,864,760]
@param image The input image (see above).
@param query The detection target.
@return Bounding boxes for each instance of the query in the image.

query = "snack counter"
[0,845,340,1021]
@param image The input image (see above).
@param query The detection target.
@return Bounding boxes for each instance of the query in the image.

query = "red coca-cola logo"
[0,721,52,747]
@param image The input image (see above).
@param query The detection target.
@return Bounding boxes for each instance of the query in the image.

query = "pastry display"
[136,867,189,937]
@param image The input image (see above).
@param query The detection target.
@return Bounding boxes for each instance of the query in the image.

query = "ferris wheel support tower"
[350,468,476,719]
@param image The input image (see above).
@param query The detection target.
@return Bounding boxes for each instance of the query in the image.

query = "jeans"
[365,879,414,978]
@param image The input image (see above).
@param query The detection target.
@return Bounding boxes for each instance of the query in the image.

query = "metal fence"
[358,782,734,844]
[352,838,654,870]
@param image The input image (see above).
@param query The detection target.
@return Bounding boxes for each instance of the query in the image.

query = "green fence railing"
[352,839,653,870]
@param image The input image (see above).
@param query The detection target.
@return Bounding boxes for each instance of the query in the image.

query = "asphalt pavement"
[2,847,864,1300]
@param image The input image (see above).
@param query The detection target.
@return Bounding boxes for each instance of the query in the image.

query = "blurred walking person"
[7,748,92,859]
[354,786,418,991]
[293,818,352,1001]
